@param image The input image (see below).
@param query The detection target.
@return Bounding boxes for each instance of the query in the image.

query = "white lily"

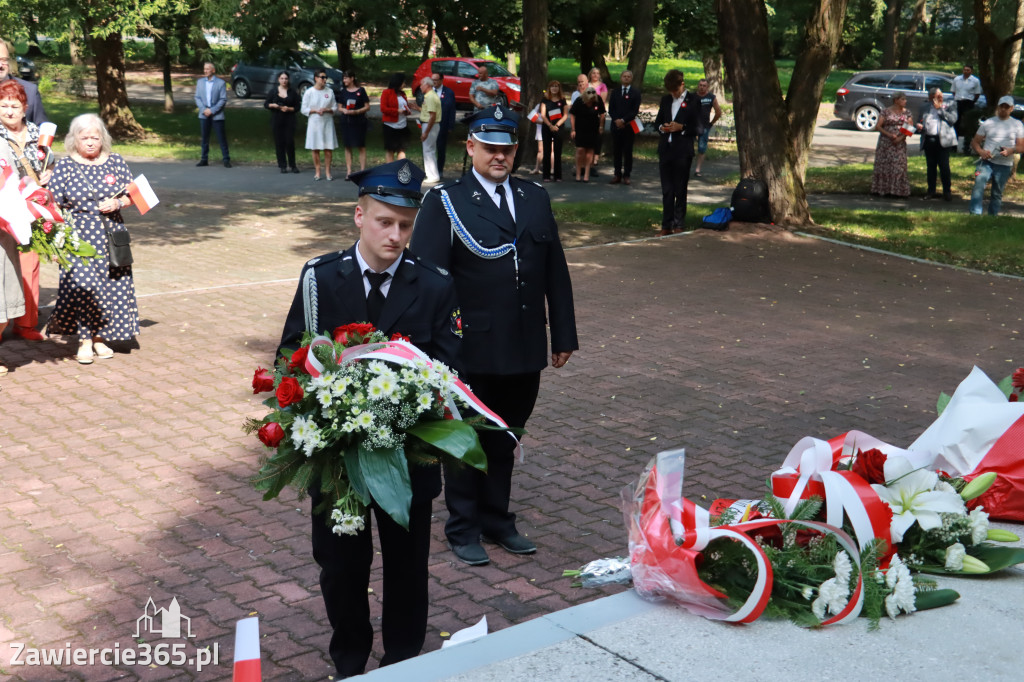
[870,456,966,543]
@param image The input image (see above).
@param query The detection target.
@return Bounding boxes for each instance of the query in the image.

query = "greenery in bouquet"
[245,323,507,536]
[846,448,1024,575]
[703,492,959,629]
[18,214,97,271]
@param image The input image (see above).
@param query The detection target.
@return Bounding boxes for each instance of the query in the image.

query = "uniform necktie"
[365,270,389,326]
[495,185,514,224]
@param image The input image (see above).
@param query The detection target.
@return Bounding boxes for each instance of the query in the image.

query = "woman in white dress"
[302,69,338,181]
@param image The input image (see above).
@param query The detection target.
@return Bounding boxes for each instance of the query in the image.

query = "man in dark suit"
[0,39,47,126]
[194,61,231,167]
[653,69,701,235]
[279,161,461,678]
[608,69,641,185]
[411,106,578,566]
[432,72,457,177]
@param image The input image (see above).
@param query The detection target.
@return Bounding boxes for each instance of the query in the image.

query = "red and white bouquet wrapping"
[613,368,1024,628]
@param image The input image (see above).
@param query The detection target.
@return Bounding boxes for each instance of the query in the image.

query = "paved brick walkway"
[2,188,1022,680]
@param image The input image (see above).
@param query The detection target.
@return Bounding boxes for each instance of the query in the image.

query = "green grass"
[552,200,1024,276]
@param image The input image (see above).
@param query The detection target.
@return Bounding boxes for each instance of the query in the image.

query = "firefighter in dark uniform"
[410,105,579,566]
[278,160,461,678]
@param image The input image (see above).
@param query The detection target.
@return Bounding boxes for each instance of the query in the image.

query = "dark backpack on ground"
[701,207,732,231]
[731,178,771,223]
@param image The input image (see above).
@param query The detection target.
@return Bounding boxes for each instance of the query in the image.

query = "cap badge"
[494,107,503,120]
[397,162,412,184]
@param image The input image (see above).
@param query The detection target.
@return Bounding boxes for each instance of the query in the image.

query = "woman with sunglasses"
[301,71,338,180]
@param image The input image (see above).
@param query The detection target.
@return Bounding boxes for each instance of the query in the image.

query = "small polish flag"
[528,106,541,123]
[126,174,159,215]
[630,119,644,134]
[900,122,915,137]
[37,122,57,148]
[232,617,261,682]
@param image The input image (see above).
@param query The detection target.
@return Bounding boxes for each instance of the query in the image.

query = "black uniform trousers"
[542,126,564,180]
[659,140,695,230]
[271,115,297,169]
[611,126,636,179]
[922,135,952,198]
[443,372,541,545]
[311,490,434,677]
[954,100,974,143]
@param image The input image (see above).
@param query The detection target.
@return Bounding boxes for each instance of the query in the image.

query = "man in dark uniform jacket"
[432,72,457,177]
[411,105,578,566]
[608,69,641,185]
[653,69,701,235]
[278,161,461,678]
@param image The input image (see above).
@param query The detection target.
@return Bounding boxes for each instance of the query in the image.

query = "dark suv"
[834,70,954,131]
[229,50,343,100]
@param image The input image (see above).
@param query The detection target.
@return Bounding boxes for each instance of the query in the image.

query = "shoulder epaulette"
[304,250,346,269]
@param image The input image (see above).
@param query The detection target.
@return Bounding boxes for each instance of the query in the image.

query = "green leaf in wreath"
[996,375,1014,399]
[344,448,371,507]
[936,391,951,416]
[967,543,1024,572]
[358,444,412,530]
[913,588,960,611]
[407,420,488,472]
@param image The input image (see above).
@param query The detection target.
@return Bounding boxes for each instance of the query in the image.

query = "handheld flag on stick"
[630,119,644,134]
[232,617,261,682]
[124,175,159,215]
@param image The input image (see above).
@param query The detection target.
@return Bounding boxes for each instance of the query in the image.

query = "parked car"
[412,57,521,108]
[229,50,343,100]
[835,70,955,131]
[16,55,36,81]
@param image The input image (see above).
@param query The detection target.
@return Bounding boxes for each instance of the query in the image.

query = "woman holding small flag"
[871,91,913,198]
[0,78,53,344]
[540,80,568,182]
[46,113,139,364]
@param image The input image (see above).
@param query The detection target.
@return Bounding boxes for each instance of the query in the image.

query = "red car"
[412,58,521,108]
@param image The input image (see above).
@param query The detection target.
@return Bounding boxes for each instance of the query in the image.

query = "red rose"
[258,422,285,447]
[1011,393,1020,402]
[287,346,310,373]
[851,448,888,485]
[390,332,410,342]
[252,367,274,393]
[333,322,376,345]
[41,221,53,234]
[1012,368,1024,391]
[275,376,304,407]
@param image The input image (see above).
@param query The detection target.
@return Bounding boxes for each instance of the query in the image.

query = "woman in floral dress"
[47,113,139,364]
[871,92,913,197]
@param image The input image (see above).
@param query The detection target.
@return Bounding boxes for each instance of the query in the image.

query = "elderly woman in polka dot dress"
[46,114,139,364]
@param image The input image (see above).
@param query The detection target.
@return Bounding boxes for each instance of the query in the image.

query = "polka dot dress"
[46,154,139,341]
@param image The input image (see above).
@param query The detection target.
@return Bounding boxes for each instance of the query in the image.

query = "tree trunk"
[702,53,725,99]
[974,0,1024,99]
[89,30,146,140]
[579,26,597,73]
[335,27,355,70]
[593,37,611,85]
[154,30,174,113]
[22,13,45,57]
[717,0,848,227]
[517,0,548,171]
[897,0,927,69]
[506,52,517,75]
[435,28,456,57]
[881,0,902,69]
[69,21,85,66]
[421,22,434,63]
[627,0,656,87]
[454,31,473,57]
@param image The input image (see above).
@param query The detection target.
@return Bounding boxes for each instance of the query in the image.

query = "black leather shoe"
[449,542,489,565]
[280,168,288,174]
[196,160,208,167]
[291,167,300,173]
[923,193,937,200]
[943,193,953,202]
[223,160,232,168]
[482,533,536,554]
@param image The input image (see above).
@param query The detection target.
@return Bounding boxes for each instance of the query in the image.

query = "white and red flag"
[630,119,644,134]
[231,617,261,682]
[37,122,56,148]
[125,174,159,215]
[528,106,542,123]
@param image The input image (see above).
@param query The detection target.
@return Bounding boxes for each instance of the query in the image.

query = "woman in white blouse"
[301,70,338,181]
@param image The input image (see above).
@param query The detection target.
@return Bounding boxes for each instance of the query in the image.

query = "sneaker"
[196,160,209,167]
[223,160,233,168]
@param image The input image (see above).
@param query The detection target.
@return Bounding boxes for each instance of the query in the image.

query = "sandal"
[0,364,8,375]
[76,349,94,365]
[93,342,114,359]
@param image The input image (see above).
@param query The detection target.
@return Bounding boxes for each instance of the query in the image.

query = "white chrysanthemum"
[366,360,389,375]
[885,554,905,589]
[291,416,315,448]
[944,542,966,570]
[811,577,848,620]
[309,373,334,391]
[968,507,990,545]
[833,551,852,588]
[883,553,916,619]
[416,393,433,410]
[801,586,814,600]
[355,411,374,428]
[367,378,387,400]
[331,375,352,395]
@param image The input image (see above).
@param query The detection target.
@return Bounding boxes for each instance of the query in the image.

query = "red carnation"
[287,346,310,373]
[275,376,304,407]
[390,332,410,342]
[1012,368,1024,391]
[1011,393,1020,402]
[851,448,888,485]
[41,221,53,234]
[258,422,285,447]
[252,367,275,393]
